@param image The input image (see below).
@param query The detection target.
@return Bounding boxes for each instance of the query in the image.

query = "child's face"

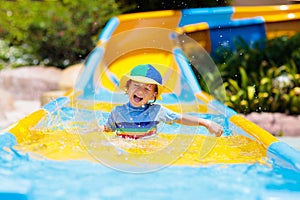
[127,80,157,107]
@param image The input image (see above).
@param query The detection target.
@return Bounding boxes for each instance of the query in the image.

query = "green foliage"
[214,33,300,115]
[0,0,123,68]
[0,39,38,69]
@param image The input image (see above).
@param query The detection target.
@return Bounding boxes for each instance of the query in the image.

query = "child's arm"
[97,125,111,132]
[176,115,223,137]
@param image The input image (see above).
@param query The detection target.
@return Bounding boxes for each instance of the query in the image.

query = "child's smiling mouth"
[133,94,143,102]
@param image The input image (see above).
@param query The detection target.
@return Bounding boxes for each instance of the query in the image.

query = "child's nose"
[137,86,150,95]
[136,87,145,94]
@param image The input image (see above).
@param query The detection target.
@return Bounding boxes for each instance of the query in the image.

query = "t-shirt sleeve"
[156,106,180,124]
[104,108,117,131]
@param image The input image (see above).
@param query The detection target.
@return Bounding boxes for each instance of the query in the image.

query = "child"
[99,64,223,139]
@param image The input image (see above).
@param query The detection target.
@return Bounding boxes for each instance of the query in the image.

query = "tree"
[0,0,123,68]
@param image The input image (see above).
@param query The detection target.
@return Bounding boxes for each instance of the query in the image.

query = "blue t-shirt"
[105,103,180,138]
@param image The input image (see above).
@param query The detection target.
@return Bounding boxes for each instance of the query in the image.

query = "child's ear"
[152,92,158,100]
[125,80,131,92]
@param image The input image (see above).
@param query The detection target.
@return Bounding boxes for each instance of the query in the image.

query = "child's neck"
[127,102,150,109]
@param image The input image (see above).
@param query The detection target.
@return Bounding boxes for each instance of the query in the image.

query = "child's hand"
[206,121,223,137]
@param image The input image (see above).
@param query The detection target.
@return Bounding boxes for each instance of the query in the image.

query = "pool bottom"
[13,129,267,168]
[1,154,300,200]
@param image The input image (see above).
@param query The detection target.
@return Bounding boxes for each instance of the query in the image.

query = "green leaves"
[0,39,38,69]
[215,33,300,115]
[0,0,123,68]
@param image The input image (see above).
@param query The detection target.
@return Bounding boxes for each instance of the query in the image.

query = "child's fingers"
[208,122,223,137]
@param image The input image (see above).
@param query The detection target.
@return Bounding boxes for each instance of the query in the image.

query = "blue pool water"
[1,132,300,200]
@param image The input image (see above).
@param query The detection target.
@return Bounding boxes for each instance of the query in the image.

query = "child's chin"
[130,101,142,107]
